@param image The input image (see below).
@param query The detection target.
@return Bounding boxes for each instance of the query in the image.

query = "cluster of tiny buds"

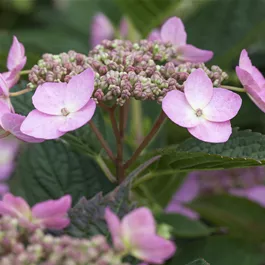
[0,216,130,265]
[196,166,265,194]
[27,39,228,106]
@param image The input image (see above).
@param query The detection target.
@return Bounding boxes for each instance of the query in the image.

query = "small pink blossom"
[162,69,242,143]
[0,193,71,230]
[148,17,213,64]
[3,36,27,88]
[105,207,176,264]
[21,68,96,140]
[91,13,128,47]
[236,49,265,113]
[0,100,43,143]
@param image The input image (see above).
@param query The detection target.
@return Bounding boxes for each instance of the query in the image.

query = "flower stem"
[88,121,115,162]
[0,131,10,139]
[124,111,166,169]
[221,85,246,93]
[9,88,32,97]
[132,99,144,146]
[95,155,116,183]
[19,70,31,75]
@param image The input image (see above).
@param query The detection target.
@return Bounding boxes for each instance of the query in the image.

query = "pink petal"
[91,13,114,47]
[0,184,9,195]
[184,69,213,109]
[20,110,65,140]
[121,207,156,242]
[188,119,232,143]
[7,36,26,71]
[65,68,95,112]
[38,216,70,230]
[148,29,161,41]
[105,208,123,249]
[131,234,176,264]
[32,82,67,115]
[32,195,71,219]
[203,88,242,122]
[119,17,128,38]
[177,44,213,63]
[0,74,10,97]
[2,193,31,218]
[236,67,265,113]
[0,163,15,181]
[2,71,19,88]
[0,201,18,217]
[59,100,96,132]
[161,17,187,46]
[1,113,44,143]
[165,203,199,220]
[0,100,11,126]
[162,90,199,128]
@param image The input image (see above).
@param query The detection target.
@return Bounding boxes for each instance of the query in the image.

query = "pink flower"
[162,69,242,143]
[91,13,128,47]
[21,68,96,140]
[148,17,213,64]
[0,193,71,230]
[0,100,43,143]
[105,207,176,264]
[236,49,265,113]
[3,36,27,88]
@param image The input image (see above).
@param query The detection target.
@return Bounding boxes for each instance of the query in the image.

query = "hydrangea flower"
[0,193,71,229]
[21,68,96,140]
[148,17,213,64]
[105,207,176,264]
[162,68,242,143]
[91,13,128,47]
[2,36,27,88]
[0,100,43,143]
[236,49,265,113]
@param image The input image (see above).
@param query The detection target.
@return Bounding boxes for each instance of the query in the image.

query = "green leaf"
[157,213,211,238]
[66,173,136,238]
[10,140,115,206]
[169,236,265,265]
[114,0,182,36]
[185,259,209,265]
[189,194,265,242]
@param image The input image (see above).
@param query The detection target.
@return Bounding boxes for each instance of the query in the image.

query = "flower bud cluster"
[0,216,130,265]
[27,40,228,106]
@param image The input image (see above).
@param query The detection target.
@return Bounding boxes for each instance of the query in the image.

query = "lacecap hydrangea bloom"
[162,69,242,143]
[0,193,71,229]
[105,207,176,264]
[148,17,213,64]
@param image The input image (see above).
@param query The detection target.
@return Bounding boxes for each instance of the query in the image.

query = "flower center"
[195,108,203,117]
[61,108,70,116]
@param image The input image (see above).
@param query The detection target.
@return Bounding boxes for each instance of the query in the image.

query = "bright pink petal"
[121,207,156,243]
[161,17,187,46]
[59,100,96,132]
[38,216,70,230]
[188,119,232,143]
[91,13,114,47]
[32,195,71,219]
[1,113,44,143]
[32,82,67,115]
[131,234,176,264]
[148,29,161,41]
[177,44,213,63]
[162,90,199,128]
[203,88,242,122]
[7,36,26,71]
[20,110,65,140]
[184,69,213,109]
[0,74,10,97]
[65,68,95,112]
[105,208,123,249]
[2,193,31,218]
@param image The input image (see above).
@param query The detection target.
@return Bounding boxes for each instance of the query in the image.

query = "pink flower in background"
[105,207,176,264]
[236,49,265,113]
[21,68,96,140]
[0,193,71,229]
[0,137,20,196]
[0,100,43,143]
[148,17,213,64]
[162,69,242,143]
[2,36,27,88]
[91,13,128,47]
